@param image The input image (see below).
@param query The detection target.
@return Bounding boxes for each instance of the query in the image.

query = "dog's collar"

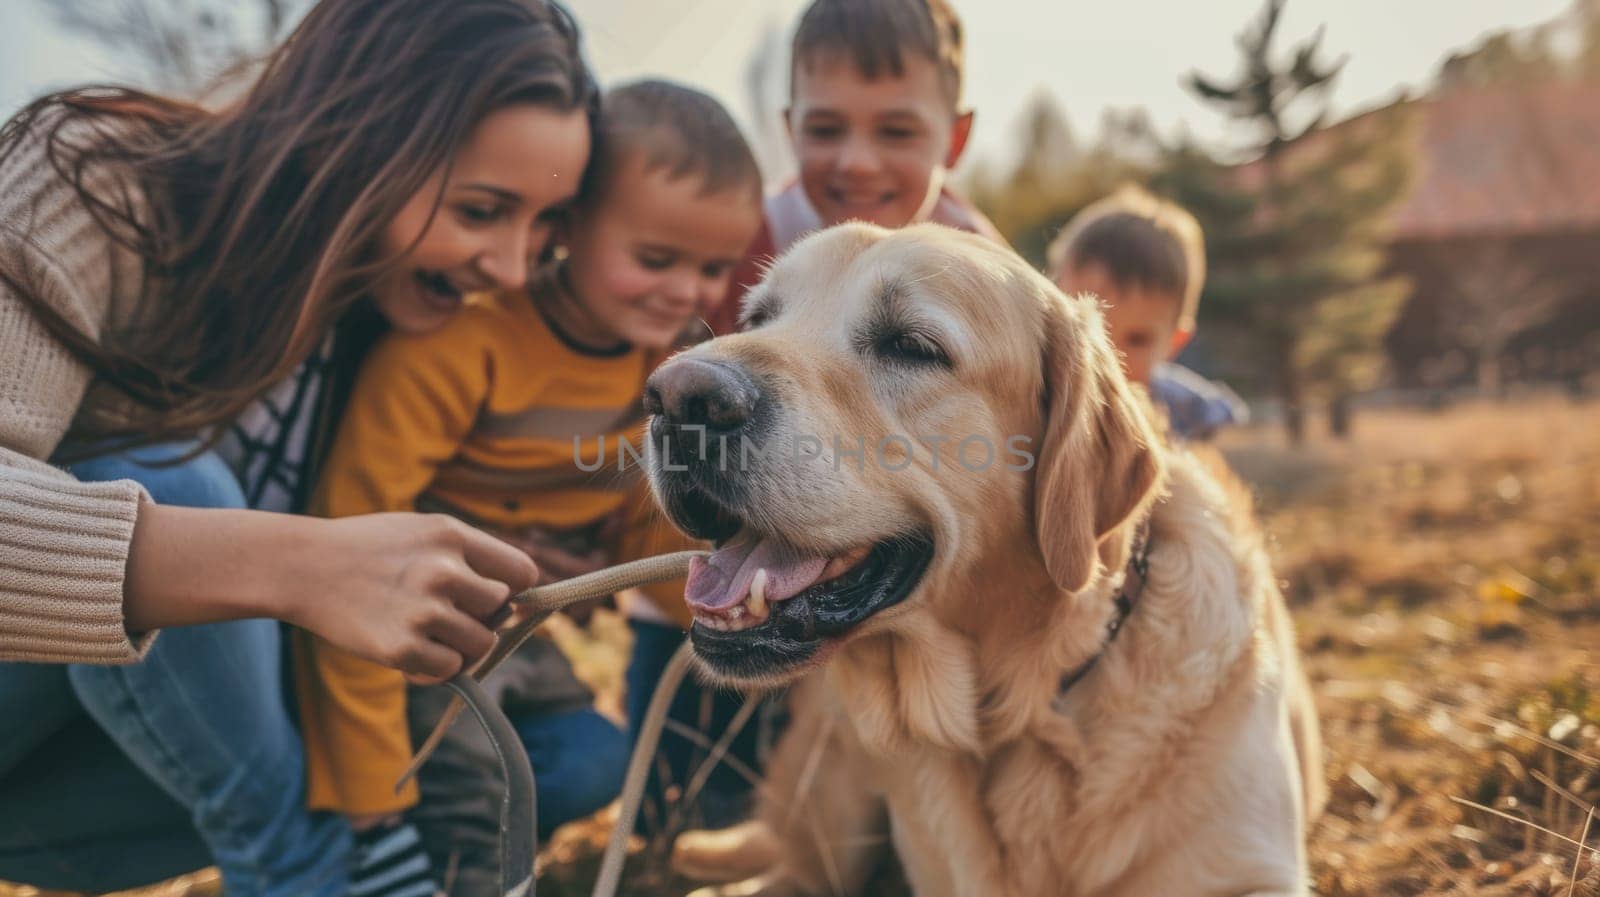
[1055,521,1153,699]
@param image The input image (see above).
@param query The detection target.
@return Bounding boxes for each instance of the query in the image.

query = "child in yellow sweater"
[299,79,764,895]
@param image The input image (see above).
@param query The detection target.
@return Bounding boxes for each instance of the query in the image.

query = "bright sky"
[0,0,1572,178]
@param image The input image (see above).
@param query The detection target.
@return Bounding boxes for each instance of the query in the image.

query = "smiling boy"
[703,0,1003,337]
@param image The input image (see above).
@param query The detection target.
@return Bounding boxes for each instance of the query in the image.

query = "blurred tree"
[1435,31,1564,91]
[1436,0,1600,88]
[965,89,1156,268]
[1427,244,1575,397]
[43,0,299,96]
[1010,89,1079,186]
[1096,107,1164,168]
[1181,0,1415,442]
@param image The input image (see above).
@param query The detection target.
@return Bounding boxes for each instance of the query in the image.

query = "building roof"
[1391,81,1600,239]
[1234,80,1600,241]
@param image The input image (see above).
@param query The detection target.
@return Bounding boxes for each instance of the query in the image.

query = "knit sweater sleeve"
[0,451,151,663]
[0,130,155,665]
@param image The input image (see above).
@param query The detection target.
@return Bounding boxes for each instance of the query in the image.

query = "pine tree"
[1179,0,1415,441]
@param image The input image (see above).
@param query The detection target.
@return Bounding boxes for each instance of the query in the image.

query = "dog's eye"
[743,306,774,329]
[877,330,950,367]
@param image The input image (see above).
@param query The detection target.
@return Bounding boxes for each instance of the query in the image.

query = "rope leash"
[441,675,537,897]
[592,640,696,897]
[397,551,707,897]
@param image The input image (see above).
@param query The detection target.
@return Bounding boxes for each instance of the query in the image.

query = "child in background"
[1047,185,1249,441]
[300,79,763,897]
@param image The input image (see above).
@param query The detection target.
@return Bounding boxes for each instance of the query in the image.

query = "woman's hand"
[124,504,539,683]
[493,516,620,625]
[283,513,541,683]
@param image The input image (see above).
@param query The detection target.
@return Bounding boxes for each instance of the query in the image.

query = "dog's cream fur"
[656,223,1322,897]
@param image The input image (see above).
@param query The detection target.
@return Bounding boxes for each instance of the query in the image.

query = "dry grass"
[1218,396,1600,897]
[5,396,1597,897]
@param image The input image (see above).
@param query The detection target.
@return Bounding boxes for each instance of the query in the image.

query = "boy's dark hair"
[1047,185,1206,331]
[790,0,965,108]
[590,79,762,204]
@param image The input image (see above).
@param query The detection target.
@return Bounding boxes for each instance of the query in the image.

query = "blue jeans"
[514,707,629,839]
[0,444,351,896]
[625,620,771,833]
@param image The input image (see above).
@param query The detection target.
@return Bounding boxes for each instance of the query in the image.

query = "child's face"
[561,158,762,350]
[1056,262,1188,386]
[786,50,973,230]
[374,104,590,335]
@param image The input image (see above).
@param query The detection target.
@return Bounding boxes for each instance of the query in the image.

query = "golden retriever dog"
[640,223,1323,897]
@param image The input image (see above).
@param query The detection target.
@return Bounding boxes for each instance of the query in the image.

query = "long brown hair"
[0,0,597,451]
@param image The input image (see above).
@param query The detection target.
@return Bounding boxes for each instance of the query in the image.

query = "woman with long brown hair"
[0,0,596,893]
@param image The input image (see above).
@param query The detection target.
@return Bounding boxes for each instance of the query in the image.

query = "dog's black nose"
[645,358,760,433]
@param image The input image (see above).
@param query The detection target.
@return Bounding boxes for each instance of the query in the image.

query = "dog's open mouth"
[684,527,935,682]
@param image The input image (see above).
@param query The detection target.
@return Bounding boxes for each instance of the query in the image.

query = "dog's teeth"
[748,569,769,618]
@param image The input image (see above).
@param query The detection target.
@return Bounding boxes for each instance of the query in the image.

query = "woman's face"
[372,103,591,335]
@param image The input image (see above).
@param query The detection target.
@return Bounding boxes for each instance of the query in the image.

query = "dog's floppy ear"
[1031,291,1165,593]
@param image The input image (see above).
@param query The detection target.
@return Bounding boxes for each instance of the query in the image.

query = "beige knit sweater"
[1,117,160,664]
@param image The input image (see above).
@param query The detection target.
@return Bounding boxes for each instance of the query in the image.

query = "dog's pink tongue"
[686,536,828,612]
